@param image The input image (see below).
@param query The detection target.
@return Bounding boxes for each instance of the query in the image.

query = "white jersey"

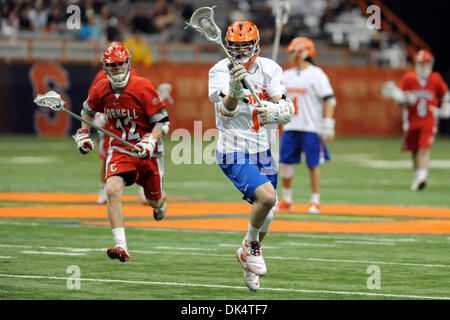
[282,65,334,133]
[209,57,285,153]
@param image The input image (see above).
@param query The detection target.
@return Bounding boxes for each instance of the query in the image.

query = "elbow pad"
[217,100,239,117]
[155,121,170,135]
[277,98,294,124]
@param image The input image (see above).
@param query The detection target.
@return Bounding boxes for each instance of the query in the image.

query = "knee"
[257,190,276,208]
[106,182,122,202]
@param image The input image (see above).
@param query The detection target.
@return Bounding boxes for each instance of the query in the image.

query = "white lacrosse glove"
[156,83,174,104]
[73,128,94,155]
[382,81,416,106]
[93,112,107,128]
[136,133,157,159]
[228,63,247,101]
[319,118,335,140]
[254,99,294,125]
[430,103,450,119]
[440,102,450,119]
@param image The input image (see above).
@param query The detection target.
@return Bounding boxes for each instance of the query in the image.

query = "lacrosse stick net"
[34,91,65,110]
[271,0,290,61]
[185,6,263,107]
[33,91,141,151]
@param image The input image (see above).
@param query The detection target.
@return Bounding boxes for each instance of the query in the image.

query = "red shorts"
[105,148,164,200]
[402,125,436,153]
[98,134,110,161]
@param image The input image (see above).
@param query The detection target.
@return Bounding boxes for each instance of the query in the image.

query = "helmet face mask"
[225,21,260,69]
[226,40,259,67]
[102,42,131,89]
[414,50,434,80]
[286,37,315,64]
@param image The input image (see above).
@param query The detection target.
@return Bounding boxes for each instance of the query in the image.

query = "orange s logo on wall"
[29,61,71,136]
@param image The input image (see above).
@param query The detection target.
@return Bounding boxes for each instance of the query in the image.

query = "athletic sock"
[246,223,260,242]
[112,227,127,249]
[416,168,428,182]
[282,188,293,203]
[311,193,320,205]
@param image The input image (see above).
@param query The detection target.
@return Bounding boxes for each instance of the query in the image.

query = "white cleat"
[236,247,260,291]
[241,238,266,276]
[411,179,426,191]
[153,201,166,221]
[309,203,320,214]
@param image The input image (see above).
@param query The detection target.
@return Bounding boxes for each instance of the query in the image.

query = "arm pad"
[155,121,170,135]
[217,100,239,117]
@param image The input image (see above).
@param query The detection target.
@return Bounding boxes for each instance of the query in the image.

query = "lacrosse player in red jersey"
[209,21,294,291]
[73,42,170,262]
[87,58,145,205]
[383,50,449,191]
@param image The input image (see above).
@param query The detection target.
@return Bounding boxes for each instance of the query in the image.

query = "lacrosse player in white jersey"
[275,37,336,214]
[209,21,294,291]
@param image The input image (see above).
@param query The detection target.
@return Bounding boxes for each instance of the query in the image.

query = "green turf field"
[0,135,449,300]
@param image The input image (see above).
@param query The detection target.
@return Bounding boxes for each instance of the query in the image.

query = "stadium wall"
[0,61,409,136]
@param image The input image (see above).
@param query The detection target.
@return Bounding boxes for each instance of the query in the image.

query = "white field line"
[219,244,280,249]
[1,243,449,269]
[154,246,218,251]
[21,251,86,256]
[0,256,14,259]
[0,273,448,300]
[333,240,396,246]
[0,221,40,226]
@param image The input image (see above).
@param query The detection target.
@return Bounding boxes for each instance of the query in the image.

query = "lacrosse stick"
[185,6,264,108]
[33,91,142,152]
[271,0,290,61]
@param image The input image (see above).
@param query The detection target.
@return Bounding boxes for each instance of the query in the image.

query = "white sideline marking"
[0,156,60,164]
[21,251,86,256]
[280,242,338,247]
[334,240,395,246]
[1,243,449,269]
[154,246,218,251]
[0,256,14,259]
[302,258,450,269]
[0,222,39,226]
[0,273,448,300]
[219,244,280,249]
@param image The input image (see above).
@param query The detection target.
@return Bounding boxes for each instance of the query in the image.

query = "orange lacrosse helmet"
[225,21,260,69]
[101,41,131,88]
[286,37,315,63]
[414,49,434,80]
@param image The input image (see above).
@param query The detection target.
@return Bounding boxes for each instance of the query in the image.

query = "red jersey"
[398,71,449,130]
[86,74,166,152]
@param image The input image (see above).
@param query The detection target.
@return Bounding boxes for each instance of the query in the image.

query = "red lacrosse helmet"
[101,42,131,88]
[286,37,315,63]
[225,21,260,69]
[414,50,434,80]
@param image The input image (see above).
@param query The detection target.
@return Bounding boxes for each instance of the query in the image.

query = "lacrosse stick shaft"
[272,25,282,61]
[63,108,140,151]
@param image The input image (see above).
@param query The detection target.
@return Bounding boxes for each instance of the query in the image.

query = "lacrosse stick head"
[185,6,222,44]
[272,0,290,25]
[33,91,65,111]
